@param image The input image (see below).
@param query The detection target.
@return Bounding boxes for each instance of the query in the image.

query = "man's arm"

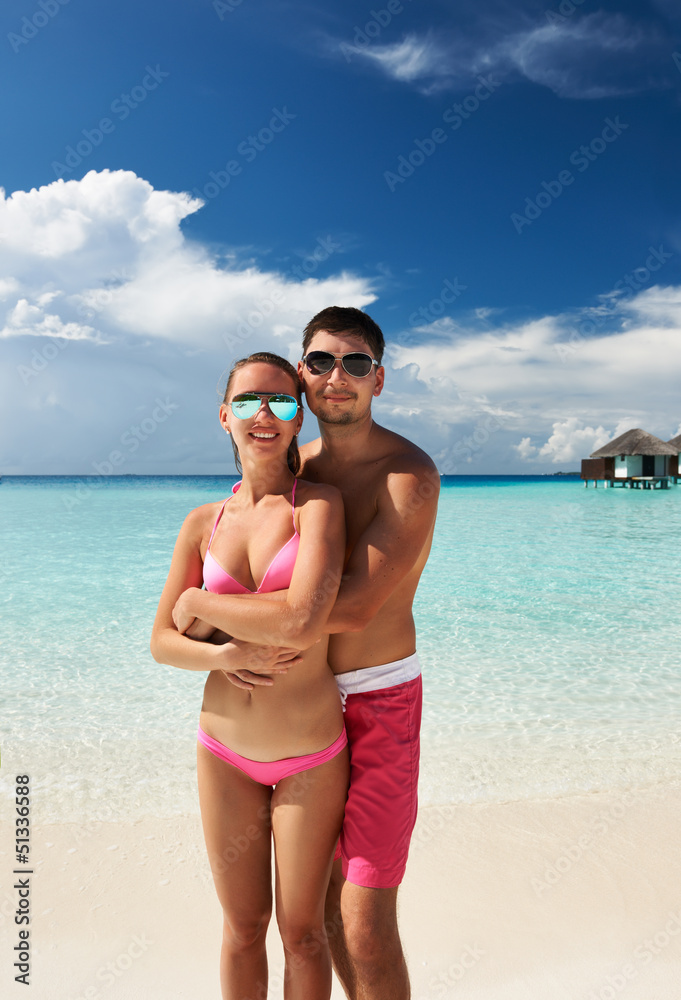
[326,459,439,633]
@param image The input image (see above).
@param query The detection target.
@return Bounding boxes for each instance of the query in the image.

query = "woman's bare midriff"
[199,638,343,761]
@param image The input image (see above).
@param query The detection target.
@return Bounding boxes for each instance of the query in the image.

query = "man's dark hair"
[302,306,385,364]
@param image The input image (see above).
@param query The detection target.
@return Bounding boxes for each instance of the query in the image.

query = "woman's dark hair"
[222,352,302,476]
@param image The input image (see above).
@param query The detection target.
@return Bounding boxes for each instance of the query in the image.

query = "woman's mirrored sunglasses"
[230,393,300,421]
[302,351,378,378]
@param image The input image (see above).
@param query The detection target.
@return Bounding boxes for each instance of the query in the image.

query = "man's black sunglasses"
[302,351,379,378]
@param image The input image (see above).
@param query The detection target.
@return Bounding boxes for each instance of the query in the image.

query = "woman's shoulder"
[294,479,343,519]
[294,478,342,504]
[179,499,225,540]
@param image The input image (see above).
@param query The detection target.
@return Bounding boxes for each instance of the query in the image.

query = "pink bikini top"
[203,480,300,594]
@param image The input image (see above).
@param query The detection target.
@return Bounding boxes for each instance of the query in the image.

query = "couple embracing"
[151,306,439,1000]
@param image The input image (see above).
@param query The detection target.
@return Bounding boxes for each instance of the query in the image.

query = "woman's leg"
[197,742,274,1000]
[271,746,349,1000]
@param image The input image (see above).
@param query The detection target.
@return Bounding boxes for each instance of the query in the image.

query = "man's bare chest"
[302,459,381,548]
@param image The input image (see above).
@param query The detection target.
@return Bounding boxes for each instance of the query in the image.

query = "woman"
[150,351,348,1000]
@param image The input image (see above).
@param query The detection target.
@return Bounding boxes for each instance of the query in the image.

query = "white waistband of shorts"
[334,652,421,697]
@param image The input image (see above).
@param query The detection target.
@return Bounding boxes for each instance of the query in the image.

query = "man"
[297,306,439,1000]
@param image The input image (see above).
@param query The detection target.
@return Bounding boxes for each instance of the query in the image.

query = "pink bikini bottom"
[197,724,347,786]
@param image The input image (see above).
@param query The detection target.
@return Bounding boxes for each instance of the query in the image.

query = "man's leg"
[330,667,422,999]
[326,860,409,1000]
[325,859,357,997]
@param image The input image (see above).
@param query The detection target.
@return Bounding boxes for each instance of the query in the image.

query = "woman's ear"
[219,403,231,434]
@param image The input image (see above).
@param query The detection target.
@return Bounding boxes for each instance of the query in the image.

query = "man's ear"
[373,366,385,397]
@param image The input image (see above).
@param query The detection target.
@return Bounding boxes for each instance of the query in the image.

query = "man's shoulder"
[299,437,322,463]
[376,425,439,480]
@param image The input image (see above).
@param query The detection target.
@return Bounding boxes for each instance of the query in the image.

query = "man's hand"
[231,637,303,673]
[221,669,273,691]
[211,638,303,691]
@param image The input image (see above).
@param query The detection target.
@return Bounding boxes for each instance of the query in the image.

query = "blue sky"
[2,0,681,474]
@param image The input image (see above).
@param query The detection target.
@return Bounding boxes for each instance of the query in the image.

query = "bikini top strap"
[207,498,229,550]
[291,478,297,530]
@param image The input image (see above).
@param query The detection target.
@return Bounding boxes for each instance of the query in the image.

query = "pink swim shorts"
[334,653,422,889]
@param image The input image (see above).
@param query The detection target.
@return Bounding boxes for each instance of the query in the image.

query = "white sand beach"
[3,785,680,999]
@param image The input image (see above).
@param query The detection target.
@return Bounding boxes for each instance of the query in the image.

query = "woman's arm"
[150,505,302,686]
[172,484,345,650]
[150,505,234,671]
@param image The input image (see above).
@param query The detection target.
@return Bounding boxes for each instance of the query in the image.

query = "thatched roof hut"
[590,428,677,458]
[582,427,677,486]
[667,432,681,451]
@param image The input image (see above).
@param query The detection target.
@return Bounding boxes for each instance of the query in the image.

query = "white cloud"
[336,12,673,99]
[3,170,681,475]
[0,170,378,474]
[536,419,611,464]
[499,13,669,99]
[0,298,99,342]
[342,33,451,85]
[389,287,681,472]
[0,169,376,350]
[514,436,537,461]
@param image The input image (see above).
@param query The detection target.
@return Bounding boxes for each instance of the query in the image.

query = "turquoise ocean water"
[1,475,680,822]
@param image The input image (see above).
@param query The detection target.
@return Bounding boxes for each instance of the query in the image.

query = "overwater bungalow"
[667,432,681,483]
[581,428,677,488]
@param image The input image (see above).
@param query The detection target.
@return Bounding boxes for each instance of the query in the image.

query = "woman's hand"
[172,588,201,634]
[184,617,217,642]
